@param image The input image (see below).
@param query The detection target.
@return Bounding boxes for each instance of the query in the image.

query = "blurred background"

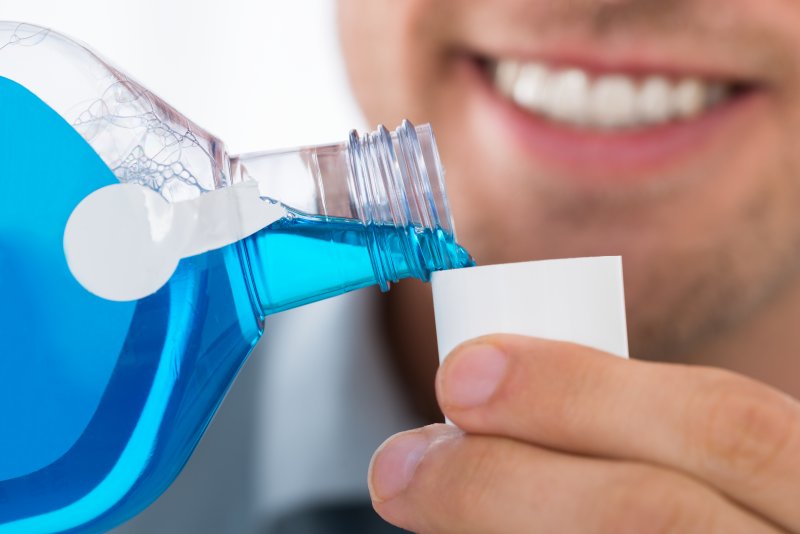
[2,1,419,532]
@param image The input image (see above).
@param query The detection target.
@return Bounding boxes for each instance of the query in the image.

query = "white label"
[63,181,286,302]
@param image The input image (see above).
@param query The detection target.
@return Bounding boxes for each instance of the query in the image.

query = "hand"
[368,335,800,533]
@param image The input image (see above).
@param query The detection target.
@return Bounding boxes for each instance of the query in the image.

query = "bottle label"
[63,180,286,301]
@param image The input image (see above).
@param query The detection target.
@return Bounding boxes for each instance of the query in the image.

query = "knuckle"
[692,373,798,480]
[604,468,714,534]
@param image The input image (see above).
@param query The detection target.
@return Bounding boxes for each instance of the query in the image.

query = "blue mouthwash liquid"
[247,211,474,314]
[0,76,472,532]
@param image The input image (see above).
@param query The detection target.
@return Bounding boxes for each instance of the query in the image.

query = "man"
[339,0,800,531]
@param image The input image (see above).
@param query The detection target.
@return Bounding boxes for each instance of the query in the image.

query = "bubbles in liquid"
[1,22,226,203]
[72,81,215,201]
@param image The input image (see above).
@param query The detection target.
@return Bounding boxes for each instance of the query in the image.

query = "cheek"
[663,100,800,257]
[338,0,458,129]
[338,0,409,124]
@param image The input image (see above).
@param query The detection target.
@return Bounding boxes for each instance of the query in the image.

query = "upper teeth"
[493,60,730,130]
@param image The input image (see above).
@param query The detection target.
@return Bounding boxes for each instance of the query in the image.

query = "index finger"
[436,334,800,532]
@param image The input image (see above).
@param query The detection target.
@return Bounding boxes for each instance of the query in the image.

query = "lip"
[460,53,769,187]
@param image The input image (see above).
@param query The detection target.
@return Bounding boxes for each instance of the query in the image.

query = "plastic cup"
[431,256,629,362]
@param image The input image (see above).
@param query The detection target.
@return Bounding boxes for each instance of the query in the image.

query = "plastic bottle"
[0,22,472,533]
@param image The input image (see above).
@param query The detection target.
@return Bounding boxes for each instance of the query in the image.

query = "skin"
[338,0,800,531]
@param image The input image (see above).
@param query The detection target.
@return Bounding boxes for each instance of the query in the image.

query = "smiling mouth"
[481,57,756,132]
[460,51,766,182]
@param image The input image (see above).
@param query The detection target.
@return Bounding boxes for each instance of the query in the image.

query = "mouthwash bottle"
[0,22,472,533]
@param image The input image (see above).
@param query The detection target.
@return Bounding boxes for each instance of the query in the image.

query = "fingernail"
[443,343,508,408]
[369,431,430,503]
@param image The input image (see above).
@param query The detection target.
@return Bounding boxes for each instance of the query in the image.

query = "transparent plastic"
[0,22,472,533]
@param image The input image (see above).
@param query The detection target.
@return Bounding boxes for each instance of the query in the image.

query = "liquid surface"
[246,211,474,314]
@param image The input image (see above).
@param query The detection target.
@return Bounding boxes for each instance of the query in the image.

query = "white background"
[1,0,364,152]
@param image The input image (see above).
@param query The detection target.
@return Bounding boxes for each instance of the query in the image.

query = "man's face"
[338,0,800,360]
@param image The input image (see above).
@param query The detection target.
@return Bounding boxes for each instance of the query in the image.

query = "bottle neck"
[346,121,471,289]
[231,121,473,317]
